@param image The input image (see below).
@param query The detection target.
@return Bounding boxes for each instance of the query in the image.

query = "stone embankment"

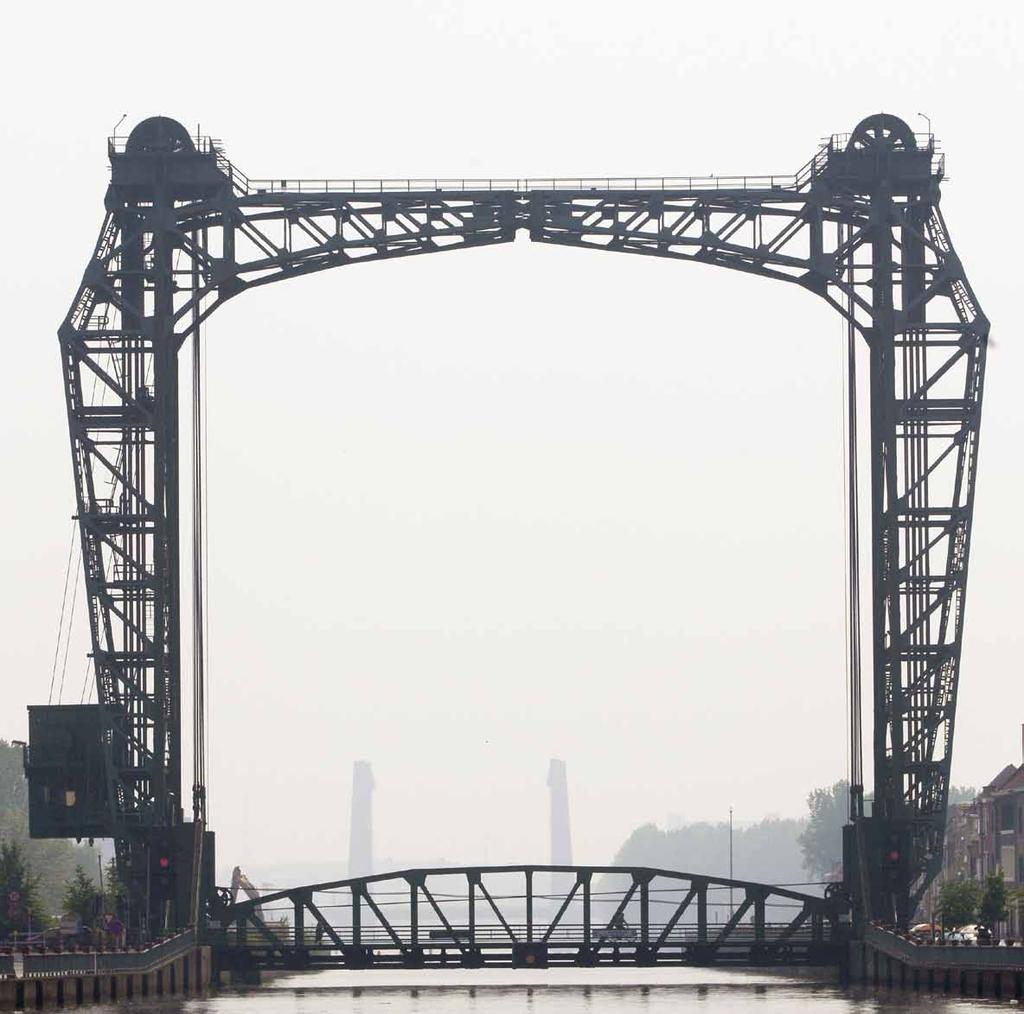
[0,930,210,1010]
[853,923,1024,1000]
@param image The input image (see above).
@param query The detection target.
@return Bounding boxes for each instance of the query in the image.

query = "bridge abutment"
[853,927,1024,1001]
[0,943,212,1011]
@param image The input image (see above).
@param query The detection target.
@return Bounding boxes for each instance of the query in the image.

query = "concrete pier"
[0,941,211,1010]
[853,924,1024,1001]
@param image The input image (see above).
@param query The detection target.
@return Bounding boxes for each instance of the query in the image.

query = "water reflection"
[85,968,1008,1013]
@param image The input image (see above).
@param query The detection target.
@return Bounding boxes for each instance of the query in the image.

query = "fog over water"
[1,0,1022,886]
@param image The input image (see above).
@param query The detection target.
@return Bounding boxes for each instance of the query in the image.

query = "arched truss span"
[219,864,843,969]
[55,114,988,927]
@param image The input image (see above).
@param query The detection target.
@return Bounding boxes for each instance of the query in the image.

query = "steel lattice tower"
[27,113,987,929]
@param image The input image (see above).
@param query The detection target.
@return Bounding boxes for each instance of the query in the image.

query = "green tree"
[612,817,809,884]
[101,857,128,914]
[62,865,98,925]
[792,781,973,882]
[937,879,980,929]
[0,839,46,933]
[979,870,1008,929]
[0,741,99,917]
[797,780,849,878]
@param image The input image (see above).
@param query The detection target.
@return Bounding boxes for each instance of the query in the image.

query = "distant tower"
[547,759,573,916]
[548,759,572,866]
[348,761,375,878]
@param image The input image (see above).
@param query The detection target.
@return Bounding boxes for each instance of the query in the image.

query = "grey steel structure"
[31,113,987,931]
[219,864,842,971]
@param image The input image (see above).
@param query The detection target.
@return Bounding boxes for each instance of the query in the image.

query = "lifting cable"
[57,560,81,703]
[47,523,77,704]
[843,224,864,814]
[841,220,870,923]
[56,352,105,707]
[79,656,93,705]
[189,235,210,925]
[192,291,208,823]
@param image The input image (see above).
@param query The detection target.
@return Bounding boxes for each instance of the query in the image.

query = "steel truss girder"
[219,864,838,970]
[60,117,987,927]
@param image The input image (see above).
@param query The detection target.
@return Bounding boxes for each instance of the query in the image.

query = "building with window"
[917,734,1024,934]
[978,764,1024,886]
[920,799,980,924]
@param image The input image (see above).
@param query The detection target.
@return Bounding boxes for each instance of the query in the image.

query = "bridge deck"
[218,928,839,971]
[215,865,847,971]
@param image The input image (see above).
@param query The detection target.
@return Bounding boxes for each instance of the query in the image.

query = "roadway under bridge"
[216,865,847,971]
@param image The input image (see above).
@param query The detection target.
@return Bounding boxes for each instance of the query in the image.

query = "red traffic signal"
[158,855,171,870]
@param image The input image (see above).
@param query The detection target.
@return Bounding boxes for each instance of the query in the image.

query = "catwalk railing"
[863,924,1024,971]
[0,930,196,979]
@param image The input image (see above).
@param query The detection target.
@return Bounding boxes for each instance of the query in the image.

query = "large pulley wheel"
[125,116,195,154]
[845,114,917,153]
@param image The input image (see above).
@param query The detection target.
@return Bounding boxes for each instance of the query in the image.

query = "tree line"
[613,778,979,886]
[0,740,105,934]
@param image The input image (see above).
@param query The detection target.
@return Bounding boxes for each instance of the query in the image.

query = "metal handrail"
[106,130,944,200]
[865,924,1024,970]
[107,136,220,156]
[222,921,820,946]
[17,929,195,979]
[241,174,799,196]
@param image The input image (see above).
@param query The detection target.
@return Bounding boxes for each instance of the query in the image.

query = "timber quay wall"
[0,930,211,1010]
[854,924,1024,1001]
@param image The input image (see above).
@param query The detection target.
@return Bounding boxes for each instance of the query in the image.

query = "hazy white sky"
[1,1,1022,880]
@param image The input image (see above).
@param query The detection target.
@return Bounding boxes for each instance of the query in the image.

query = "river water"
[87,967,1008,1012]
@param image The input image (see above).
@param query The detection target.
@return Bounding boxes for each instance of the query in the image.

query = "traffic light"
[139,824,216,931]
[151,840,173,890]
[884,835,902,867]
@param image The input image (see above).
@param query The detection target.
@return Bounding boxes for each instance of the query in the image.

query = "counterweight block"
[23,704,118,840]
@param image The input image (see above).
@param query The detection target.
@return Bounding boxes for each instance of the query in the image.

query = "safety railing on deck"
[241,174,800,196]
[106,129,944,199]
[7,929,195,979]
[223,920,820,948]
[864,924,1024,970]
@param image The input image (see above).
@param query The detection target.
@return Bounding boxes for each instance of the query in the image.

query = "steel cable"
[47,524,77,704]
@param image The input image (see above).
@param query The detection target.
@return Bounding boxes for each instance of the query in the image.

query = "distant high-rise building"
[548,759,572,866]
[348,760,375,878]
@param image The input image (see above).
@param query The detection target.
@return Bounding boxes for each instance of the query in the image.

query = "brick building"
[978,764,1024,884]
[917,742,1024,934]
[920,800,980,923]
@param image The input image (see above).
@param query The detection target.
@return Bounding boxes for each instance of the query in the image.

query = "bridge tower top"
[110,115,225,198]
[821,113,942,194]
